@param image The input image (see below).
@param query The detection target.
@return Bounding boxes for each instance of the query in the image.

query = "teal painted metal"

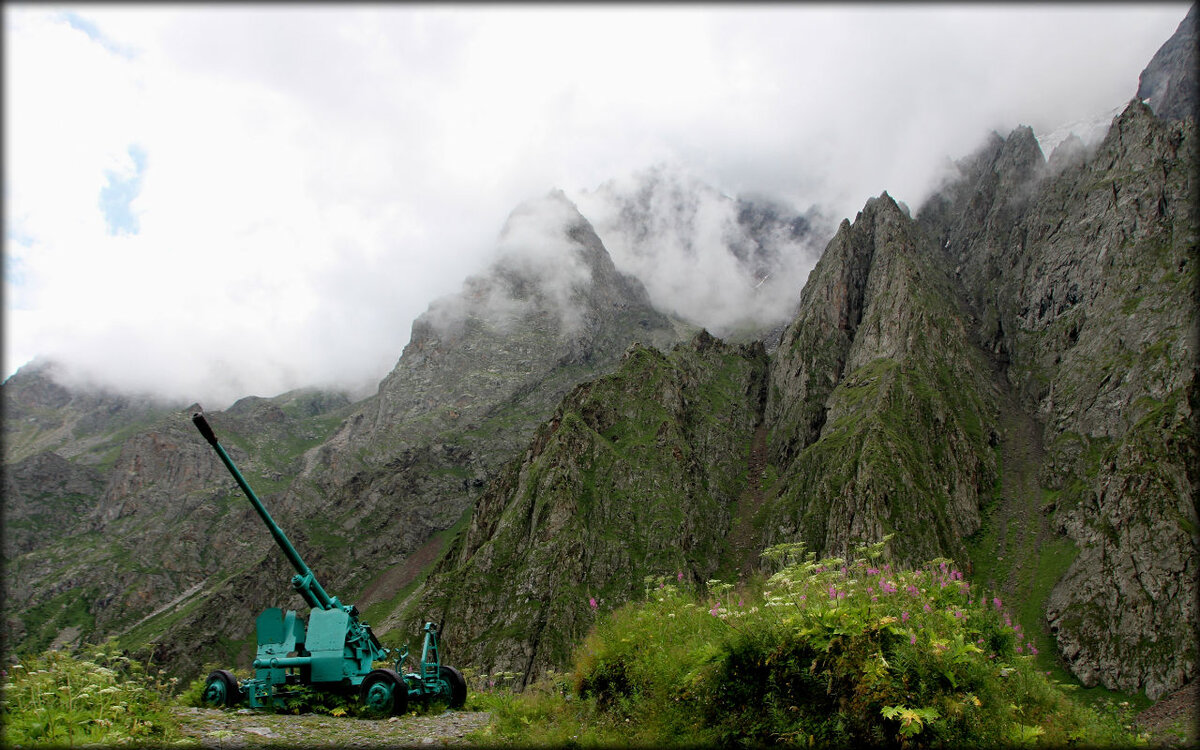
[192,411,466,714]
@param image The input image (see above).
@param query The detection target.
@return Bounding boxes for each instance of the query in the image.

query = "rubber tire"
[360,668,408,717]
[439,665,467,709]
[202,669,241,708]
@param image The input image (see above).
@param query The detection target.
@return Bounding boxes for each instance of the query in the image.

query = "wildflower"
[923,604,932,613]
[910,633,917,645]
[1028,644,1039,655]
[589,597,598,610]
[677,571,684,582]
[1016,645,1023,654]
[993,597,1002,610]
[901,611,909,623]
[710,604,719,616]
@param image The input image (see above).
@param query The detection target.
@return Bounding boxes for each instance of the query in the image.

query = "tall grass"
[479,538,1147,747]
[0,642,180,746]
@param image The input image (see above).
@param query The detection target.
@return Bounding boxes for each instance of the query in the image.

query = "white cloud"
[3,4,1191,406]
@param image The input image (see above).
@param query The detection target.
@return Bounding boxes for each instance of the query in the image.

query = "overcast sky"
[4,4,1190,408]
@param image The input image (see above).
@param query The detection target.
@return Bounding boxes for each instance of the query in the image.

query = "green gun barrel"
[192,411,338,611]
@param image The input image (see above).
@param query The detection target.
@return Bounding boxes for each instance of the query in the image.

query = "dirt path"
[172,706,492,747]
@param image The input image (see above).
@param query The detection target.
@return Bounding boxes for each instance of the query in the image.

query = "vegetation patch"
[478,538,1144,747]
[1,643,180,746]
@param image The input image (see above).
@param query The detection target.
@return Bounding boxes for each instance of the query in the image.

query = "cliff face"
[917,98,1197,700]
[413,332,769,685]
[1136,3,1198,124]
[762,193,999,569]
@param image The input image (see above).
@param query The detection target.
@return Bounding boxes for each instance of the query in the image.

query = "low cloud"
[574,164,830,338]
[4,5,1190,406]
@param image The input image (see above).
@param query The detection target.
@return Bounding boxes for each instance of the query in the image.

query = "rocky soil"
[171,707,492,748]
[1135,682,1199,748]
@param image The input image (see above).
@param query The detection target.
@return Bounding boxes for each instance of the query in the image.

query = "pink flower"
[993,597,1002,610]
[677,571,684,582]
[923,603,932,613]
[589,597,598,610]
[1016,644,1023,654]
[1029,645,1039,655]
[901,611,909,623]
[910,633,917,645]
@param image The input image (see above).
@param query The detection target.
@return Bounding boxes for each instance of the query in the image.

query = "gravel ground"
[172,707,493,747]
[172,681,1196,748]
[1135,682,1198,748]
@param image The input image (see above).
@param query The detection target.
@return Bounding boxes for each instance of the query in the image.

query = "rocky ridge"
[412,331,769,685]
[402,93,1195,699]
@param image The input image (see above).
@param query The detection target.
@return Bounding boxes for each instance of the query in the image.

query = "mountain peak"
[1136,3,1198,122]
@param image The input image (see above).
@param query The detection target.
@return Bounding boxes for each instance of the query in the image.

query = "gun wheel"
[361,668,408,717]
[439,665,467,709]
[201,669,241,708]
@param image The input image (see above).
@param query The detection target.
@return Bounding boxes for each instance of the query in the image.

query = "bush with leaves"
[568,538,1141,748]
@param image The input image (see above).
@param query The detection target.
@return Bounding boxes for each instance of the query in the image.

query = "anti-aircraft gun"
[191,411,466,715]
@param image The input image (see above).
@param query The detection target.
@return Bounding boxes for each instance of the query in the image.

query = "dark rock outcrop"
[1137,3,1198,123]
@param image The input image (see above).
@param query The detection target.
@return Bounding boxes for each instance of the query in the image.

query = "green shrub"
[563,538,1144,748]
[0,642,180,746]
